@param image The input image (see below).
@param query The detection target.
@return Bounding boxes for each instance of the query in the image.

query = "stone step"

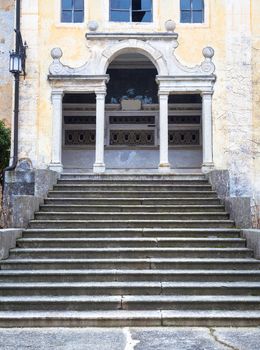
[0,295,260,312]
[44,198,222,205]
[34,212,230,221]
[47,191,218,199]
[1,269,260,283]
[60,173,206,181]
[59,179,209,185]
[40,204,226,213]
[8,247,253,259]
[53,184,213,192]
[29,219,235,229]
[0,310,260,327]
[22,228,241,239]
[16,237,245,249]
[1,258,259,271]
[1,281,260,296]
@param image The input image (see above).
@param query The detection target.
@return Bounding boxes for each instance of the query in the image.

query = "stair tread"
[10,247,249,252]
[2,258,257,263]
[1,295,260,304]
[1,281,260,288]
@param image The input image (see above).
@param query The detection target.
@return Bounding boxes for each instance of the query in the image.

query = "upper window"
[180,0,204,23]
[61,0,84,23]
[110,0,152,23]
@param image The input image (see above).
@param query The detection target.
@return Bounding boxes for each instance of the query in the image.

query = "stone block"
[0,229,23,260]
[225,197,252,229]
[242,229,260,259]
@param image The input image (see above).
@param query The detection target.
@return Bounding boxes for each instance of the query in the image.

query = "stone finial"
[51,48,63,60]
[88,20,99,32]
[201,47,215,74]
[165,20,176,33]
[202,47,215,59]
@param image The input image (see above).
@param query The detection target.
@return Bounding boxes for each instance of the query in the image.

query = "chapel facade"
[1,0,260,227]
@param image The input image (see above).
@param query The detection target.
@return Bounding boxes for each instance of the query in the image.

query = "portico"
[48,32,215,173]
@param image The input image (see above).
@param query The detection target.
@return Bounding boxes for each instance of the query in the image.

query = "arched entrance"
[104,52,160,170]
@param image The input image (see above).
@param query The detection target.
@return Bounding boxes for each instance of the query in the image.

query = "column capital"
[200,91,214,98]
[95,89,107,97]
[158,91,169,97]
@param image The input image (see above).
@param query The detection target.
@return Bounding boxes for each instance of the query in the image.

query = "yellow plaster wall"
[19,0,259,210]
[251,0,260,225]
[0,0,15,127]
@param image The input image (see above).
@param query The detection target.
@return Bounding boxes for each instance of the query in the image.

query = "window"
[61,0,84,23]
[180,0,204,23]
[110,0,152,23]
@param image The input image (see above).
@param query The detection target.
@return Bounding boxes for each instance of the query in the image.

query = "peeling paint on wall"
[0,0,14,127]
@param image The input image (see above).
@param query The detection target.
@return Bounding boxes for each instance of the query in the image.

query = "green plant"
[0,120,11,173]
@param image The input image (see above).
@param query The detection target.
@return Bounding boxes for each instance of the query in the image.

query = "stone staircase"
[0,173,260,327]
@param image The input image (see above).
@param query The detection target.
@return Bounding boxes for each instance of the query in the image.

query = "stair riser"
[2,261,259,270]
[17,241,245,249]
[34,213,230,221]
[29,221,235,229]
[47,192,218,199]
[44,199,222,205]
[22,230,241,239]
[0,317,259,327]
[1,274,259,283]
[9,251,252,259]
[1,286,259,297]
[40,206,226,213]
[53,185,213,192]
[1,301,260,312]
[59,180,209,185]
[60,175,206,181]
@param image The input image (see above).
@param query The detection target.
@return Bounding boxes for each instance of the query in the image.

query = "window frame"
[180,0,205,24]
[110,0,153,23]
[61,0,85,24]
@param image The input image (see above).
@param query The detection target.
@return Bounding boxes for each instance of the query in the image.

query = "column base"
[201,162,214,173]
[49,163,63,173]
[93,163,106,173]
[158,163,171,173]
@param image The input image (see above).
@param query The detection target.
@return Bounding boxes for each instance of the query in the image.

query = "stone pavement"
[0,327,260,350]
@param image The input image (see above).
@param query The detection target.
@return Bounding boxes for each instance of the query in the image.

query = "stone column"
[158,92,171,171]
[201,91,214,172]
[93,91,106,173]
[49,90,63,173]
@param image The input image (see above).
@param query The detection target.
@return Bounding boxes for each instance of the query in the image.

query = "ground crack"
[209,328,240,350]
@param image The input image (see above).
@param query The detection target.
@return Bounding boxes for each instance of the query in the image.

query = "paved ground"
[0,327,259,350]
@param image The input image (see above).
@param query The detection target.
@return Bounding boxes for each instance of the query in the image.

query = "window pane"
[193,10,203,23]
[110,10,130,21]
[181,10,191,22]
[62,0,73,10]
[74,10,84,22]
[61,10,73,22]
[111,0,130,9]
[180,0,191,11]
[132,10,152,22]
[132,0,152,11]
[193,0,204,10]
[74,0,84,10]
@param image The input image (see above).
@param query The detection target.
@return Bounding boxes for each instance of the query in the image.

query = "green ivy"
[0,120,11,173]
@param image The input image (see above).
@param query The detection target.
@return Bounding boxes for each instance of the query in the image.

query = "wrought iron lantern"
[9,50,22,74]
[9,30,27,76]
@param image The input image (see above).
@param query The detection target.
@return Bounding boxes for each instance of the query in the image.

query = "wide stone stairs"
[0,173,260,326]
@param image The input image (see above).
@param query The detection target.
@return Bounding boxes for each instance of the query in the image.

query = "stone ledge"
[242,230,260,260]
[0,229,23,260]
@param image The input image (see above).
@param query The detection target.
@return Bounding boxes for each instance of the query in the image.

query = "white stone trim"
[93,91,106,173]
[49,90,64,173]
[201,91,214,172]
[158,91,170,171]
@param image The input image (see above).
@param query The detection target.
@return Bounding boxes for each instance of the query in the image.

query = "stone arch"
[100,39,168,75]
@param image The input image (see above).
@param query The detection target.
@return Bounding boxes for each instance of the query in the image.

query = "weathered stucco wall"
[252,0,260,227]
[15,0,260,225]
[0,0,14,126]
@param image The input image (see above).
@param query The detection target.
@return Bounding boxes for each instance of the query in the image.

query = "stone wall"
[0,0,14,126]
